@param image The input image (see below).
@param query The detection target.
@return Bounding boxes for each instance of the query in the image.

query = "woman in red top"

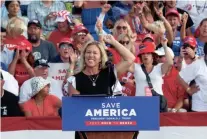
[22,77,61,117]
[8,39,35,86]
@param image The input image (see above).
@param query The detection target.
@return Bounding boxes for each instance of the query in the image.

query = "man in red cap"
[165,8,182,57]
[163,0,194,35]
[72,24,92,54]
[51,38,76,63]
[178,36,198,69]
[47,10,74,51]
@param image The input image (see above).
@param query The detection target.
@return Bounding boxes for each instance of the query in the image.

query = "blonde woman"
[117,34,136,56]
[6,17,27,38]
[67,34,135,96]
[112,19,133,39]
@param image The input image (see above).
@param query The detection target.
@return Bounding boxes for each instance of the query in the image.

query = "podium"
[77,131,138,139]
[62,96,159,139]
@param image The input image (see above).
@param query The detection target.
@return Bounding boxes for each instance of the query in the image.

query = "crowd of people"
[1,0,207,119]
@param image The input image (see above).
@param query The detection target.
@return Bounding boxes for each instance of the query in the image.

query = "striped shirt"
[27,1,66,36]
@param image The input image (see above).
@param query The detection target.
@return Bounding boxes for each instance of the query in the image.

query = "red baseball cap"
[138,42,156,56]
[59,38,74,47]
[72,24,89,35]
[166,8,180,18]
[183,36,197,48]
[142,33,154,42]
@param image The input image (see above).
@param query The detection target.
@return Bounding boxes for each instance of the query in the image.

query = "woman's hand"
[20,50,28,62]
[154,6,164,20]
[181,12,188,26]
[185,47,195,59]
[14,49,20,60]
[180,47,186,58]
[101,3,111,14]
[103,34,116,45]
[187,85,200,96]
[69,51,78,65]
[96,17,103,31]
[160,37,168,46]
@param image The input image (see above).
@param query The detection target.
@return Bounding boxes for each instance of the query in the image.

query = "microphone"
[105,61,114,96]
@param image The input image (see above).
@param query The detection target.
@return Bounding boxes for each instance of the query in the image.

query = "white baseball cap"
[155,47,175,58]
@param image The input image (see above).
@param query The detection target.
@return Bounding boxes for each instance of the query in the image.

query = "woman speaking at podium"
[65,34,136,139]
[66,34,135,96]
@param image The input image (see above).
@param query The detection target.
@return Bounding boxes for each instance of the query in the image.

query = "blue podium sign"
[62,96,159,131]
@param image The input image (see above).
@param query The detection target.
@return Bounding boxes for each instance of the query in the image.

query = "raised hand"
[181,12,188,25]
[180,47,186,58]
[160,37,168,46]
[154,6,164,19]
[14,49,20,60]
[20,50,28,62]
[96,17,103,31]
[103,34,116,45]
[185,47,195,59]
[101,3,111,13]
[69,51,78,65]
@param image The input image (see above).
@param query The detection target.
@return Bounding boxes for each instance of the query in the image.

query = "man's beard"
[28,34,39,43]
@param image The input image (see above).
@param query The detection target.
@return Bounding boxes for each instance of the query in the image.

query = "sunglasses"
[183,43,195,50]
[158,55,165,58]
[77,32,86,36]
[119,41,130,45]
[116,26,127,30]
[60,44,73,49]
[134,1,143,4]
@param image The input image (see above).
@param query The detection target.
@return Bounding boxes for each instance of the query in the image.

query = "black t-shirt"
[1,90,24,117]
[75,67,116,95]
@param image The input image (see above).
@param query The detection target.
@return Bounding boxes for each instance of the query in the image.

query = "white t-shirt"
[176,0,207,28]
[134,63,164,96]
[19,77,63,104]
[179,58,207,111]
[1,69,19,96]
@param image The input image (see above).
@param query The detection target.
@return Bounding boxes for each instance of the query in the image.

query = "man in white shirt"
[19,59,63,104]
[178,44,207,111]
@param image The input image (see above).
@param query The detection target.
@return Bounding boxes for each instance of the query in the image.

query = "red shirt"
[48,29,72,51]
[162,67,186,108]
[15,63,30,87]
[22,95,60,117]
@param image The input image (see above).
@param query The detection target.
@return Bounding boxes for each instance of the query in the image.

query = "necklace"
[34,99,44,116]
[195,1,206,14]
[88,74,99,87]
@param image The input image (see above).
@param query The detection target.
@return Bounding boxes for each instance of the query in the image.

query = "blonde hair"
[117,34,134,53]
[117,34,131,42]
[112,19,133,37]
[6,17,26,37]
[79,41,108,71]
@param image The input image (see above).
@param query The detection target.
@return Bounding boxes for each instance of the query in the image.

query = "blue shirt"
[27,1,66,36]
[50,55,63,63]
[0,47,14,70]
[196,38,205,57]
[110,2,132,21]
[172,31,182,56]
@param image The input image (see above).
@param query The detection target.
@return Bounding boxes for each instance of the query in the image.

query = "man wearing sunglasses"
[51,38,77,64]
[72,24,91,53]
